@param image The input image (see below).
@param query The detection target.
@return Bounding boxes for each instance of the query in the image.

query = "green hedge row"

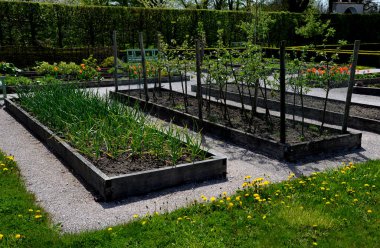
[0,2,379,49]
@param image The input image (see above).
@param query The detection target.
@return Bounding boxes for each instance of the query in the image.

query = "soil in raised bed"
[93,153,200,177]
[126,90,339,145]
[14,100,205,177]
[206,84,380,120]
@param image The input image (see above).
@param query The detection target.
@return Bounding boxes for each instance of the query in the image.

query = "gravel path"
[1,81,380,233]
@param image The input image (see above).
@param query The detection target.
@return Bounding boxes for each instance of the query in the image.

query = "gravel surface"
[1,80,380,233]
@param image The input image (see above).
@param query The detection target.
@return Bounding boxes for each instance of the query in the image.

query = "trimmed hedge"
[1,2,379,47]
[0,2,379,66]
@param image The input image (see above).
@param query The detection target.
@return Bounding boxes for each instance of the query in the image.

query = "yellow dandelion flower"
[247,215,252,219]
[2,168,8,171]
[367,209,373,213]
[325,202,331,205]
[244,175,251,180]
[0,234,3,240]
[364,184,370,187]
[253,193,260,198]
[154,212,159,216]
[141,221,147,225]
[36,210,41,213]
[107,227,113,231]
[18,214,23,218]
[210,197,216,202]
[28,209,33,212]
[341,182,346,185]
[222,192,227,195]
[6,156,14,161]
[226,197,231,201]
[313,242,318,246]
[133,214,139,218]
[320,187,325,191]
[244,193,249,197]
[242,182,248,187]
[177,217,183,221]
[353,199,358,202]
[262,215,267,220]
[15,234,21,239]
[35,215,42,219]
[255,177,264,182]
[228,202,234,208]
[235,196,241,201]
[219,200,224,203]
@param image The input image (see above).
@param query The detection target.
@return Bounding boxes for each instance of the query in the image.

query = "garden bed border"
[353,86,380,97]
[5,98,226,201]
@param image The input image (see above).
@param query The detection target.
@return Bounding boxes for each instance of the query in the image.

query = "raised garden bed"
[192,84,380,134]
[2,75,189,93]
[353,86,380,96]
[353,77,380,96]
[5,98,226,201]
[110,89,362,162]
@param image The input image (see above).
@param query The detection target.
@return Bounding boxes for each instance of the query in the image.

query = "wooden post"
[196,39,203,120]
[113,31,118,92]
[342,40,360,133]
[139,32,149,102]
[280,40,286,144]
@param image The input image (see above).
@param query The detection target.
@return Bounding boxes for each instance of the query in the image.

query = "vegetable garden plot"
[192,84,380,134]
[5,85,226,201]
[111,89,361,162]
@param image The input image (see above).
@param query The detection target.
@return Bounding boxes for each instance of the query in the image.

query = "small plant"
[0,62,21,75]
[4,76,33,86]
[100,56,123,68]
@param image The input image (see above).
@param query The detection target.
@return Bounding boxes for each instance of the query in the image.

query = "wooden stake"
[113,31,118,92]
[342,40,360,133]
[280,40,286,144]
[139,32,149,102]
[196,39,203,120]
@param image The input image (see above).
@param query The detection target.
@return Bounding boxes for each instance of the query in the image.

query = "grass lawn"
[1,149,379,247]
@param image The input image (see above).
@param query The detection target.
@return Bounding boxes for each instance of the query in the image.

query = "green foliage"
[0,150,60,247]
[17,84,207,163]
[0,62,21,75]
[3,76,33,86]
[2,151,379,247]
[295,9,330,39]
[100,56,122,68]
[33,57,100,80]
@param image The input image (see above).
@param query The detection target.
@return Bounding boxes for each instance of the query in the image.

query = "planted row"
[17,84,207,166]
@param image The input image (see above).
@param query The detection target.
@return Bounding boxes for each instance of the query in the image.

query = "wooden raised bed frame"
[110,89,362,162]
[5,98,227,201]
